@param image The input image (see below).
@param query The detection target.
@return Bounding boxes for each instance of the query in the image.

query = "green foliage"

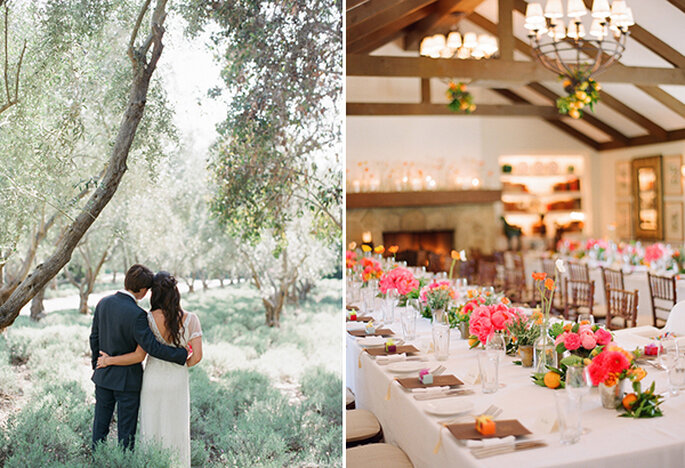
[446,82,476,113]
[619,381,664,418]
[92,439,175,468]
[178,0,342,242]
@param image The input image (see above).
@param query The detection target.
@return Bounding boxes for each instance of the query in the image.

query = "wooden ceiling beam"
[667,0,685,14]
[492,88,601,149]
[421,78,431,103]
[347,0,370,12]
[403,0,487,50]
[636,85,685,118]
[347,0,407,29]
[599,128,685,151]
[347,102,562,117]
[497,0,514,60]
[348,6,434,54]
[526,83,629,144]
[347,0,435,44]
[346,55,685,85]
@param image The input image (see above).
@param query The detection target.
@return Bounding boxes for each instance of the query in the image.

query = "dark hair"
[124,264,154,293]
[150,271,184,347]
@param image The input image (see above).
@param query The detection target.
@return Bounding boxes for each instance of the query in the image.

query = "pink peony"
[579,329,597,350]
[379,267,419,296]
[645,243,665,263]
[555,332,568,347]
[594,328,612,346]
[469,306,494,344]
[563,333,581,351]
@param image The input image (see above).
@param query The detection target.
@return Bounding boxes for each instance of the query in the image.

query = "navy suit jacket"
[89,292,188,392]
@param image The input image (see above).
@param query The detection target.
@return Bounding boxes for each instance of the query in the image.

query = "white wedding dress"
[139,312,202,467]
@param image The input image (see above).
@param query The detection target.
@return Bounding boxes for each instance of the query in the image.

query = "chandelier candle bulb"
[447,32,462,48]
[566,0,587,17]
[463,32,478,49]
[591,0,611,18]
[545,0,564,19]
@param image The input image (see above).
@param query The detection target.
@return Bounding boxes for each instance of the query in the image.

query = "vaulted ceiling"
[346,0,685,150]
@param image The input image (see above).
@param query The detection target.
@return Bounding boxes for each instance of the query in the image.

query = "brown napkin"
[447,420,531,440]
[365,345,420,356]
[396,375,463,389]
[348,328,393,337]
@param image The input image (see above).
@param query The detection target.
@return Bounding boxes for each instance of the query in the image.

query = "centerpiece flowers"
[553,323,613,359]
[508,310,542,367]
[587,345,648,410]
[531,271,558,372]
[346,250,358,271]
[379,267,419,298]
[468,302,517,348]
[360,257,383,284]
[420,280,457,322]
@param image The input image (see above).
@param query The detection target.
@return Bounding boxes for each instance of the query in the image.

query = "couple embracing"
[89,264,203,467]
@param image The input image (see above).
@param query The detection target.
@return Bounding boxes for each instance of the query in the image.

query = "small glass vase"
[458,321,470,340]
[599,379,626,409]
[534,325,558,373]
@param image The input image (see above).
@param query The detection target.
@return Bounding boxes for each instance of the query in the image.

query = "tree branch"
[128,0,152,66]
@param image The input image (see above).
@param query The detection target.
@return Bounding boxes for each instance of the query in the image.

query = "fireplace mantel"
[346,190,501,209]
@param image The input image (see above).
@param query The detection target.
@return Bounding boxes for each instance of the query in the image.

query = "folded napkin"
[466,436,515,448]
[376,353,406,365]
[411,386,450,394]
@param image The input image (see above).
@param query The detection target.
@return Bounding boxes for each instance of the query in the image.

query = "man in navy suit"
[89,264,188,450]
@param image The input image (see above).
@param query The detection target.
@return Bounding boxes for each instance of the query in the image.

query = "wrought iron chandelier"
[524,0,634,81]
[420,31,499,60]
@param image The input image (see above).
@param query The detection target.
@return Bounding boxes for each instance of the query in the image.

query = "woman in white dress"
[97,272,203,467]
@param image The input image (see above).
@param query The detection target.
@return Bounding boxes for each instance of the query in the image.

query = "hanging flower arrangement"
[556,75,601,120]
[446,81,476,114]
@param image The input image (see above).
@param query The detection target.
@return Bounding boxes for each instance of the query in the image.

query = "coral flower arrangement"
[419,280,457,311]
[360,257,383,283]
[379,267,419,296]
[587,345,646,387]
[554,323,613,358]
[468,303,517,347]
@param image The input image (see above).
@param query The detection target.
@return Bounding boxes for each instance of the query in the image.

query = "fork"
[470,440,547,459]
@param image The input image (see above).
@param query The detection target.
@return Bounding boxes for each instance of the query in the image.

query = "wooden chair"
[346,443,414,468]
[346,409,382,448]
[477,260,498,288]
[346,387,356,410]
[606,288,639,330]
[601,267,625,294]
[647,272,677,327]
[567,261,590,281]
[564,278,595,321]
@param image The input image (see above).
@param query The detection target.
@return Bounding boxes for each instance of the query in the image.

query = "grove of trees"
[0,0,342,329]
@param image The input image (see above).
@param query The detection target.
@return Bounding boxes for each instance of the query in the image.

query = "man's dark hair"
[124,264,154,293]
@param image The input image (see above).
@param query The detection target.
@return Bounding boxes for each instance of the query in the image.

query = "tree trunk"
[112,270,117,284]
[79,287,90,315]
[29,286,46,321]
[219,277,224,288]
[0,1,168,329]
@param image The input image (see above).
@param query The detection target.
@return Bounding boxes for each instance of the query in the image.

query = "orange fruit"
[622,393,638,411]
[468,337,478,347]
[544,371,561,389]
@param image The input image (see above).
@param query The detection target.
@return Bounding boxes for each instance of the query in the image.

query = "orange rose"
[532,272,547,281]
[544,278,555,290]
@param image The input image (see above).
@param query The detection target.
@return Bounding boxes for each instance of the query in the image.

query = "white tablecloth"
[347,302,685,468]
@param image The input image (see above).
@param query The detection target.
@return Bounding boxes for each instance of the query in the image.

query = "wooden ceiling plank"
[347,0,406,29]
[347,102,561,117]
[347,0,435,43]
[348,6,433,54]
[403,0,487,50]
[347,0,370,12]
[497,0,514,60]
[346,55,685,85]
[492,88,601,149]
[636,85,685,118]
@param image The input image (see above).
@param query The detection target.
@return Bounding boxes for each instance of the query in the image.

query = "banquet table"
[346,299,685,468]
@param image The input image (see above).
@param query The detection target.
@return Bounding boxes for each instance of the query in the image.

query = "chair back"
[606,288,639,330]
[541,258,556,278]
[564,278,595,320]
[647,272,677,327]
[477,260,498,288]
[664,301,685,336]
[567,261,590,281]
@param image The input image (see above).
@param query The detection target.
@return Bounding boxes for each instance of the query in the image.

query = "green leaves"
[619,381,664,418]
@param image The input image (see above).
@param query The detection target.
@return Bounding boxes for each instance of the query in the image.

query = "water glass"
[401,307,418,341]
[576,312,594,325]
[555,392,582,445]
[565,364,592,399]
[477,349,499,393]
[432,322,450,361]
[382,290,397,323]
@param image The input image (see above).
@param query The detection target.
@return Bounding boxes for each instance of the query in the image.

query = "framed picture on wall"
[664,201,684,241]
[631,155,663,240]
[663,155,683,196]
[616,160,631,198]
[615,202,631,239]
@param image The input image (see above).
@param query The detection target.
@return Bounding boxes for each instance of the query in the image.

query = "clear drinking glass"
[555,392,582,445]
[432,322,450,361]
[401,307,418,341]
[486,332,506,362]
[383,288,398,323]
[659,336,681,396]
[565,364,591,399]
[478,349,499,393]
[576,312,594,325]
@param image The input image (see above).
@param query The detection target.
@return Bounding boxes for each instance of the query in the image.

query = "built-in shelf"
[346,190,502,209]
[501,191,582,199]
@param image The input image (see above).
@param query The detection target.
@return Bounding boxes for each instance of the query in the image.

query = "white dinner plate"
[357,336,386,347]
[386,361,426,374]
[424,400,474,417]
